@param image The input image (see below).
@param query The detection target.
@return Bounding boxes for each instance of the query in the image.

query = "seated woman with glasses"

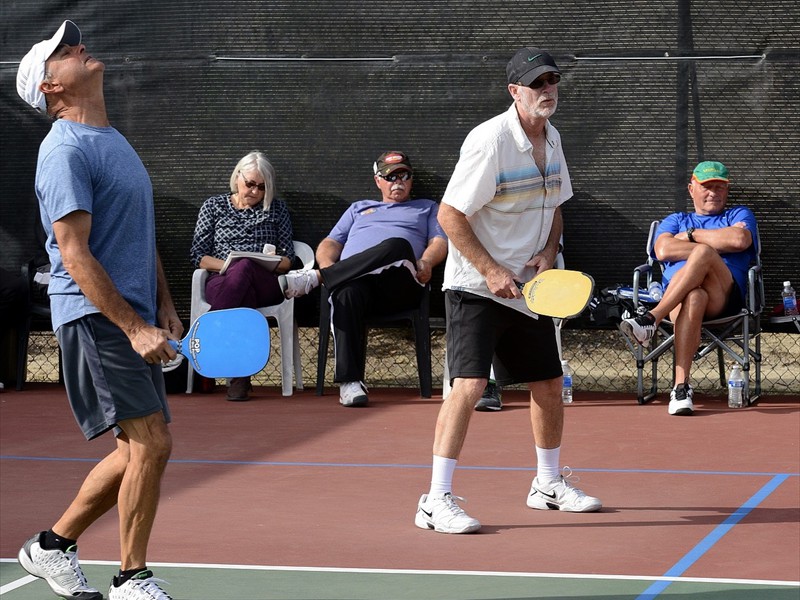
[190,150,301,400]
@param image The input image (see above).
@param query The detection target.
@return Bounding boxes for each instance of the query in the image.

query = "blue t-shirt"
[655,205,758,301]
[36,120,158,330]
[328,198,446,260]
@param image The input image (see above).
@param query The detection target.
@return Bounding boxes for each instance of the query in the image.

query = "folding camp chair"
[617,220,763,405]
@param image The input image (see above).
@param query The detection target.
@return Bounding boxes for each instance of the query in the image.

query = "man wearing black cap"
[283,151,447,406]
[415,48,601,535]
[16,20,180,600]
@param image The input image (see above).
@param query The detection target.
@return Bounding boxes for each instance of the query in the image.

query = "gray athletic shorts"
[445,290,562,387]
[55,313,171,441]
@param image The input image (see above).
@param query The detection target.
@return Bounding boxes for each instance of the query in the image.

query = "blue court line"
[636,474,791,600]
[1,455,798,478]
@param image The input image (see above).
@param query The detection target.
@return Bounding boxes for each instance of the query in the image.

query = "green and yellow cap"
[692,161,729,183]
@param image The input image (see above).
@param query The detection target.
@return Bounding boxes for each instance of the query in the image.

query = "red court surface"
[1,384,799,599]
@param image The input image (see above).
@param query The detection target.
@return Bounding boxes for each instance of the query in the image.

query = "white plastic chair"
[186,240,315,396]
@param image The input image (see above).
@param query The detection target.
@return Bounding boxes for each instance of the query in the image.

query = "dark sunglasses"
[239,172,266,191]
[379,171,412,182]
[523,73,561,90]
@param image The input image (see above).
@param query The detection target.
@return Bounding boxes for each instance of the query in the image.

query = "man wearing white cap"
[16,20,181,600]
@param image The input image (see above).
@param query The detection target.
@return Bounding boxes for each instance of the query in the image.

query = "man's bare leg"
[650,244,732,323]
[529,377,564,449]
[50,446,128,541]
[116,412,172,571]
[670,288,709,384]
[433,377,486,458]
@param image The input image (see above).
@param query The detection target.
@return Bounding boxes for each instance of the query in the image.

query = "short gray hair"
[229,151,276,210]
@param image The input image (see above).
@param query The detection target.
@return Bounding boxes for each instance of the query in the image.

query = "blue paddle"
[169,308,270,378]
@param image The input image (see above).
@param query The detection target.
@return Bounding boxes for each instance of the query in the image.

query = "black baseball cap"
[506,48,560,86]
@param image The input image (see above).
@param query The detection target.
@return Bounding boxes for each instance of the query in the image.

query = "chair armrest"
[631,264,652,308]
[747,264,763,315]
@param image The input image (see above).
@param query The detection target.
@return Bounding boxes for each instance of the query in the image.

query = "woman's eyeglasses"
[523,73,561,90]
[379,171,412,182]
[239,172,266,191]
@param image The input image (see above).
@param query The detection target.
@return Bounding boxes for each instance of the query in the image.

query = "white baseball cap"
[17,20,82,112]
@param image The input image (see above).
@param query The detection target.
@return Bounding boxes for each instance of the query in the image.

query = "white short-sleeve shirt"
[441,103,572,313]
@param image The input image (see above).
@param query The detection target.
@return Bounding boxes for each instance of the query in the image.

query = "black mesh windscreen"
[2,1,797,325]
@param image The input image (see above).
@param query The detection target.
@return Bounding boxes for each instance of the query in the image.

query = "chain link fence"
[19,323,799,395]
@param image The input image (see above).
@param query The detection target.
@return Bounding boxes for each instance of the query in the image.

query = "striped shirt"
[441,103,572,308]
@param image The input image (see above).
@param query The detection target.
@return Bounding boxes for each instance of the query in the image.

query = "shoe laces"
[118,572,172,599]
[553,467,589,499]
[439,493,469,516]
[39,546,92,589]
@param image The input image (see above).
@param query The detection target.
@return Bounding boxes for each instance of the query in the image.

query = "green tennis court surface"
[3,560,798,599]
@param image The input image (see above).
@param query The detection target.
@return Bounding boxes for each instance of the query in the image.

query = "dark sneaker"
[108,570,172,599]
[18,532,102,600]
[474,381,502,411]
[668,383,695,415]
[226,376,252,401]
[620,312,657,344]
[415,492,481,533]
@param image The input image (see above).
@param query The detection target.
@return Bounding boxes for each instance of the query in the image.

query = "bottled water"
[727,364,746,408]
[561,359,573,404]
[647,281,663,302]
[782,281,798,316]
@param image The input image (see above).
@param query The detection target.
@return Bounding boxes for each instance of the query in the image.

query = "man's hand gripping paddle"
[169,308,270,378]
[516,269,595,319]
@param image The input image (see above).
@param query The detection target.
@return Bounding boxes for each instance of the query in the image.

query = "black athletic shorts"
[444,290,562,387]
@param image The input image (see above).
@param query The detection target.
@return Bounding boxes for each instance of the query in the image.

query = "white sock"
[535,446,561,483]
[429,455,457,497]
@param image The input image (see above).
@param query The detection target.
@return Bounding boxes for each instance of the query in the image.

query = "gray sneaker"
[18,532,102,600]
[474,381,502,411]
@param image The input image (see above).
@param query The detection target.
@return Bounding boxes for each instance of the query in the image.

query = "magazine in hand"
[219,251,281,275]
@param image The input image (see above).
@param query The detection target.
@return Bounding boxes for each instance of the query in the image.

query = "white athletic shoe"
[415,492,481,534]
[108,570,172,600]
[620,314,656,345]
[18,532,102,600]
[282,269,319,298]
[668,383,695,416]
[526,467,602,512]
[339,381,368,407]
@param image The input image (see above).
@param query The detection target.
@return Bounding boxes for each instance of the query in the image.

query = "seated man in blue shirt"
[620,161,757,416]
[283,151,448,406]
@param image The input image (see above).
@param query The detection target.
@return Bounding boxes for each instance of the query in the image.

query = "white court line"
[0,573,37,595]
[2,558,796,589]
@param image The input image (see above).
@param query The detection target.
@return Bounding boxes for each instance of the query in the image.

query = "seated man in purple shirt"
[283,151,448,407]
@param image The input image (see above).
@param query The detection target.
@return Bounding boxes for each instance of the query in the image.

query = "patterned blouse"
[189,193,296,268]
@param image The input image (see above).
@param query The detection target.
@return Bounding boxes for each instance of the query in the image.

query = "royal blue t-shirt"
[655,205,758,301]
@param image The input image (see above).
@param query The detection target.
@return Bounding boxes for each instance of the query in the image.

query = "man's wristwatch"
[686,227,696,243]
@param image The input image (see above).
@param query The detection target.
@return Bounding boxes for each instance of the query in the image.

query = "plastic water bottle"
[727,364,745,408]
[561,360,573,404]
[648,281,663,302]
[782,281,799,316]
